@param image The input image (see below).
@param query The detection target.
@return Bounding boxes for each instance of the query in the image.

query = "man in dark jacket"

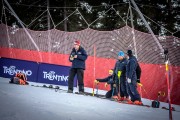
[67,40,88,93]
[113,51,129,101]
[126,50,142,105]
[94,70,117,98]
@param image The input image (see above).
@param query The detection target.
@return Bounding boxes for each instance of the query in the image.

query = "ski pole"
[112,87,114,97]
[138,83,143,97]
[118,71,122,98]
[141,84,151,100]
[119,80,120,98]
[96,84,98,96]
[92,81,95,96]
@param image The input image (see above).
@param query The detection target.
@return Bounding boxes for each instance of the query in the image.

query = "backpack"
[9,72,29,85]
[136,63,141,83]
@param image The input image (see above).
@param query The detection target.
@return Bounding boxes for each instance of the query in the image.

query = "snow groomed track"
[0,77,180,120]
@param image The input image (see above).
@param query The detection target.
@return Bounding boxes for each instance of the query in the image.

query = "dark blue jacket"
[96,75,115,90]
[126,56,137,81]
[113,58,127,83]
[69,47,88,70]
[97,75,114,84]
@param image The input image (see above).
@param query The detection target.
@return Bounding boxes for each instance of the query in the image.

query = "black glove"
[137,79,140,83]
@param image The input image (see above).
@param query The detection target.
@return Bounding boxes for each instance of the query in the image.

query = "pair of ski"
[31,84,64,92]
[110,96,151,108]
[74,91,105,98]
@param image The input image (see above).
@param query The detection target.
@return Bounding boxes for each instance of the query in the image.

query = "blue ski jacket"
[69,47,88,70]
[113,58,127,84]
[96,75,115,89]
[126,56,138,81]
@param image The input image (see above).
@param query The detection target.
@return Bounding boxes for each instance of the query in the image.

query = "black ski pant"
[126,80,141,102]
[68,68,84,92]
[105,87,117,98]
[115,78,128,98]
[120,81,129,98]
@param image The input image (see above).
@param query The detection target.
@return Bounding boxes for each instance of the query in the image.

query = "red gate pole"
[164,49,173,120]
[92,45,96,96]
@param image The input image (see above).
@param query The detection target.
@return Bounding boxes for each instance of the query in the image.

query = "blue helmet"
[118,51,124,57]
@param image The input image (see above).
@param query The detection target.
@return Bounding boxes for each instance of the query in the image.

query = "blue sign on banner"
[37,63,77,87]
[0,57,76,87]
[0,57,38,82]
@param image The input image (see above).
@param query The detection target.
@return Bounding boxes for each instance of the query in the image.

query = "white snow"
[0,77,179,120]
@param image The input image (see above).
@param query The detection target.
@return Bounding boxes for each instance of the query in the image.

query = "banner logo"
[3,66,32,76]
[43,71,68,82]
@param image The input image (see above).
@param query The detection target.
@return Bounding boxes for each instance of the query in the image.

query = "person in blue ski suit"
[113,51,128,100]
[95,70,117,98]
[126,50,142,104]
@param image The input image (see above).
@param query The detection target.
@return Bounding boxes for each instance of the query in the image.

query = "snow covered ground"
[0,77,179,120]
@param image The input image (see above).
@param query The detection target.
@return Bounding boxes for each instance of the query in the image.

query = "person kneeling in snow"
[94,69,117,98]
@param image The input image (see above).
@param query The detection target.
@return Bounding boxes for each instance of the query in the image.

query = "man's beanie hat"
[127,50,133,56]
[118,51,125,57]
[74,40,80,46]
